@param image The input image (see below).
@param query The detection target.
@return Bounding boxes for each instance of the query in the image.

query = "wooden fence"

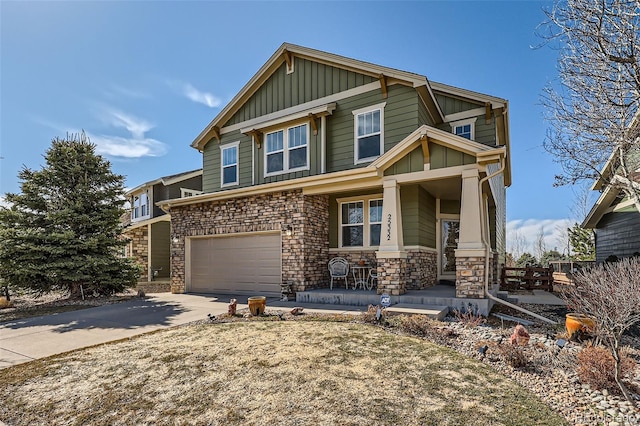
[500,265,554,292]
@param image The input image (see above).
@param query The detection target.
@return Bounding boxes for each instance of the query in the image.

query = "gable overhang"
[582,184,620,228]
[125,169,203,197]
[431,81,511,187]
[191,43,446,152]
[584,174,640,228]
[369,124,507,173]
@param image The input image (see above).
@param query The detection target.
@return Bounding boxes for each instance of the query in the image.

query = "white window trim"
[450,117,477,141]
[337,194,383,249]
[220,141,240,187]
[131,190,151,222]
[352,102,386,165]
[264,123,310,177]
[180,188,203,198]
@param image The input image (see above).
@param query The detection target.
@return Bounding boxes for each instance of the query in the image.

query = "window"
[369,199,383,246]
[221,142,239,186]
[450,117,477,140]
[341,202,363,247]
[132,191,150,221]
[353,103,385,164]
[181,188,203,198]
[265,124,308,176]
[339,195,383,248]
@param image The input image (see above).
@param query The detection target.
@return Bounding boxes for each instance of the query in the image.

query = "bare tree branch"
[538,0,640,212]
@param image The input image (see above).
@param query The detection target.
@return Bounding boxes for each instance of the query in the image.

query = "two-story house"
[123,169,202,285]
[159,43,510,304]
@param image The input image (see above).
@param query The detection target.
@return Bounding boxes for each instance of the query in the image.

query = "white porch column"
[455,167,486,299]
[457,168,484,251]
[377,179,406,257]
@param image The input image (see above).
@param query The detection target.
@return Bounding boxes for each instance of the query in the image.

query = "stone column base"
[455,255,486,299]
[376,256,407,296]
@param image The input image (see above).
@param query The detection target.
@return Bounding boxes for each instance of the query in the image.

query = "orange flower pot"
[565,313,595,338]
[248,296,266,316]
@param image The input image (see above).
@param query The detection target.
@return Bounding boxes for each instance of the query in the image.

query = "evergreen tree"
[0,133,139,296]
[540,249,567,267]
[515,252,538,268]
[568,222,596,261]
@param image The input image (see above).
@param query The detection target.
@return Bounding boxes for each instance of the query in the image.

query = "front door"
[441,220,460,278]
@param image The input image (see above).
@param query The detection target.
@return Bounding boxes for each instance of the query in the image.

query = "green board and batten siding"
[150,221,170,279]
[202,130,253,193]
[227,59,376,126]
[401,185,437,248]
[326,84,420,173]
[434,93,497,148]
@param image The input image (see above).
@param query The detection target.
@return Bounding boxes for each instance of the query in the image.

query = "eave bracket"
[379,74,388,99]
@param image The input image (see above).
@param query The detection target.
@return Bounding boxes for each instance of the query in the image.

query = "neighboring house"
[582,136,640,263]
[123,169,202,282]
[159,43,510,299]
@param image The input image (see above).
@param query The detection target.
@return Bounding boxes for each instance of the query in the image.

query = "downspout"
[478,156,557,325]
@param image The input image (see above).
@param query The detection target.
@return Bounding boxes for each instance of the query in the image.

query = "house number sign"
[386,213,392,241]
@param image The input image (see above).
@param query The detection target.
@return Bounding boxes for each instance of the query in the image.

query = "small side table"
[351,265,372,290]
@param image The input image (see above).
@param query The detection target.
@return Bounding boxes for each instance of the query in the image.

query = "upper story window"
[339,195,383,248]
[221,142,239,187]
[181,188,203,198]
[132,191,150,221]
[353,103,386,164]
[265,123,309,176]
[450,117,477,140]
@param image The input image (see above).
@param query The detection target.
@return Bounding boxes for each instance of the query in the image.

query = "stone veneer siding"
[455,256,486,298]
[136,281,171,293]
[377,257,407,295]
[405,249,438,290]
[169,190,329,294]
[329,248,437,293]
[126,227,148,282]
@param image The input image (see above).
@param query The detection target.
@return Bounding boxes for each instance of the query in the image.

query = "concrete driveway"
[0,293,245,369]
[0,293,365,369]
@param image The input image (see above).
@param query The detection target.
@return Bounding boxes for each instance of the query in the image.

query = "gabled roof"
[191,43,446,151]
[126,169,202,196]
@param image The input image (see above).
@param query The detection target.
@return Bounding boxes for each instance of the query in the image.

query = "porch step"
[386,304,449,321]
[497,291,518,304]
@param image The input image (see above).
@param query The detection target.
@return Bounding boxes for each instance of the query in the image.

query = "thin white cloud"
[103,109,154,139]
[507,218,573,257]
[168,80,221,108]
[32,111,168,159]
[88,133,168,158]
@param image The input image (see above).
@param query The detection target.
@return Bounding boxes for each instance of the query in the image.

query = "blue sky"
[0,0,585,254]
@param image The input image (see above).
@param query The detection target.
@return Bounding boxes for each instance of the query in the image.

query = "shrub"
[452,308,486,328]
[497,344,528,368]
[397,314,433,337]
[576,345,636,394]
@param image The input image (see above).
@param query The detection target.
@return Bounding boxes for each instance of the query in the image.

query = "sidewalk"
[0,293,366,369]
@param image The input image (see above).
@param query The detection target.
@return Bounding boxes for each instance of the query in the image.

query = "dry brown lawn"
[0,321,567,426]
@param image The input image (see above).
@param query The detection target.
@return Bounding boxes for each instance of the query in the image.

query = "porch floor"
[295,284,499,316]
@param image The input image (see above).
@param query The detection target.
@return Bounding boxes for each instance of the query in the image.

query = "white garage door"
[189,233,282,295]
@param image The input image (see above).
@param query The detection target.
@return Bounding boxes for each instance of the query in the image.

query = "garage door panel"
[189,233,282,294]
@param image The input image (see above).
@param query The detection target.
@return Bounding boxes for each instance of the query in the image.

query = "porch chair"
[328,257,349,290]
[367,264,378,290]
